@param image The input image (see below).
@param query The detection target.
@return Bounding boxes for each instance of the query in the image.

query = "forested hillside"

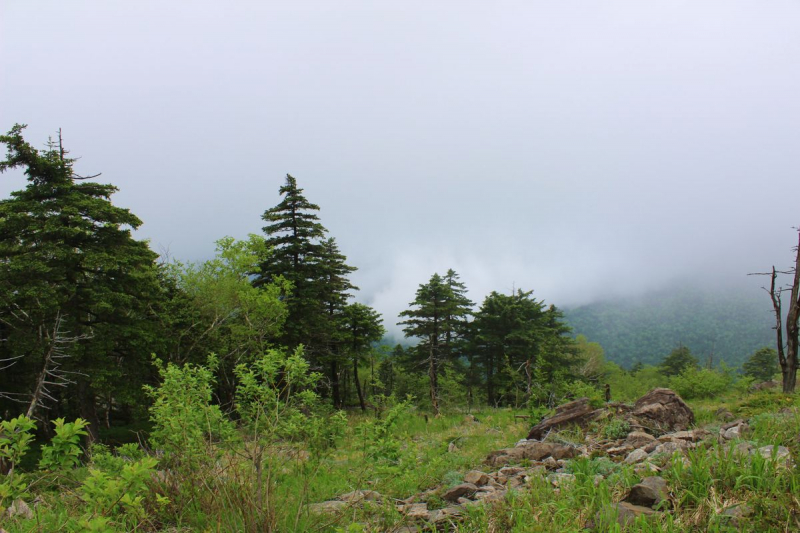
[564,284,775,369]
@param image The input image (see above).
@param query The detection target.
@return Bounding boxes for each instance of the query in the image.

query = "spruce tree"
[0,125,161,438]
[340,303,384,411]
[399,270,472,415]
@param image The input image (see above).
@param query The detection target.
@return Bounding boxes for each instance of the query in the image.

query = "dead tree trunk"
[760,230,800,394]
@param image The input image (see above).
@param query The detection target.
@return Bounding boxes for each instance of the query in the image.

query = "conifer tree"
[399,271,472,415]
[340,303,384,411]
[0,125,161,438]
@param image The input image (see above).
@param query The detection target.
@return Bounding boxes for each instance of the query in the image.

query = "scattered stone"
[721,421,748,441]
[652,441,686,457]
[607,445,634,456]
[715,407,734,422]
[543,456,559,469]
[464,414,478,423]
[593,474,604,487]
[626,431,657,448]
[486,441,578,467]
[614,502,657,526]
[307,500,348,514]
[625,448,650,464]
[751,380,778,391]
[338,489,382,503]
[633,462,660,475]
[626,476,669,509]
[734,442,755,456]
[398,503,430,521]
[442,483,478,502]
[757,445,793,467]
[448,441,459,453]
[464,470,490,486]
[547,473,575,487]
[6,499,33,519]
[527,397,602,440]
[631,388,694,432]
[475,489,506,503]
[720,504,753,528]
[429,506,463,525]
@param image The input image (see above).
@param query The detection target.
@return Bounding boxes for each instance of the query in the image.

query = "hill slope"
[563,284,775,369]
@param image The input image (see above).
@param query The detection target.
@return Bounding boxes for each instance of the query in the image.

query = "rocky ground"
[307,388,795,532]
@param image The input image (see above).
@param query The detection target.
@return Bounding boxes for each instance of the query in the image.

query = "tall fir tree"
[255,175,358,402]
[0,125,162,439]
[399,270,472,415]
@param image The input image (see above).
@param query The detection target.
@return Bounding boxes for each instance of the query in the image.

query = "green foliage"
[563,381,605,408]
[0,124,162,423]
[144,355,235,470]
[80,455,160,522]
[670,366,733,400]
[660,345,699,377]
[742,346,780,382]
[39,417,89,470]
[0,415,36,472]
[564,284,774,369]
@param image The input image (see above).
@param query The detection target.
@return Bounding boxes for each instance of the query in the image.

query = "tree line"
[1,126,798,440]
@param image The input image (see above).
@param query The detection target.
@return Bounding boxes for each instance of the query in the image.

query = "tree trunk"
[77,378,101,444]
[353,357,366,412]
[330,361,341,409]
[429,337,439,416]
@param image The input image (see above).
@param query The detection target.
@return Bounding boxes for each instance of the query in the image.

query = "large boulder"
[527,398,602,440]
[485,441,579,468]
[630,388,694,432]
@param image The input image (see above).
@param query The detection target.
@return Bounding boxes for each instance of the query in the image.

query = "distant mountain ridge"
[563,284,775,369]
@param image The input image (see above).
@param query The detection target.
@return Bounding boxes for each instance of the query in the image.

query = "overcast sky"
[2,1,799,334]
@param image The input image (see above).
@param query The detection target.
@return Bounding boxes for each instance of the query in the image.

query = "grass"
[3,392,800,532]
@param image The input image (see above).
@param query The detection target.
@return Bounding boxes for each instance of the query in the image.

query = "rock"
[338,489,382,503]
[757,445,793,467]
[543,456,559,469]
[604,502,658,528]
[307,500,348,514]
[429,506,463,525]
[464,470,490,486]
[719,420,749,441]
[659,429,707,442]
[631,388,694,432]
[652,441,686,457]
[474,489,506,503]
[625,448,650,464]
[6,499,33,519]
[715,407,734,422]
[448,441,459,453]
[633,462,661,475]
[607,445,634,456]
[626,476,669,509]
[751,380,778,391]
[527,397,603,440]
[485,441,578,467]
[720,504,753,528]
[593,474,604,487]
[734,442,755,456]
[397,503,430,521]
[626,431,657,448]
[442,483,478,502]
[464,414,478,423]
[547,473,575,487]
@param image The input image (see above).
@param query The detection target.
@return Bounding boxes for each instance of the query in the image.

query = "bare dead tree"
[26,312,91,419]
[751,229,800,393]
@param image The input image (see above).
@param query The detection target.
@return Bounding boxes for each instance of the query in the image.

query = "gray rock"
[715,407,734,422]
[652,441,686,457]
[721,504,753,528]
[307,500,348,514]
[397,503,430,521]
[464,470,490,486]
[625,476,669,509]
[6,499,33,520]
[429,506,463,525]
[547,473,575,487]
[596,502,657,529]
[338,489,382,503]
[757,445,792,467]
[631,388,694,432]
[625,448,650,464]
[442,483,478,502]
[626,431,657,448]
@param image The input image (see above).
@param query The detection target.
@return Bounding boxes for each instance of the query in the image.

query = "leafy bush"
[670,367,733,400]
[39,418,89,471]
